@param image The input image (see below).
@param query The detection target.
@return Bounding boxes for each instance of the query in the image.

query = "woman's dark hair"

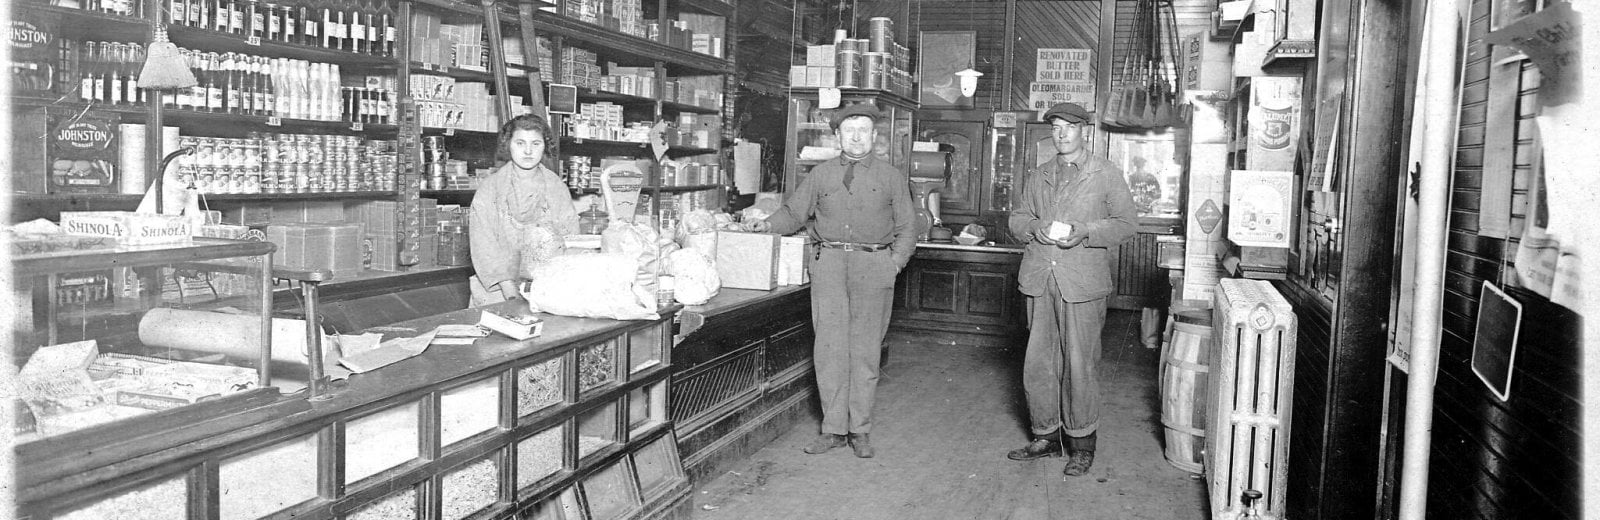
[498,114,556,159]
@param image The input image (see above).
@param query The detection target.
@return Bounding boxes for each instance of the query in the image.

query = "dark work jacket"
[1007,153,1137,302]
[766,153,918,269]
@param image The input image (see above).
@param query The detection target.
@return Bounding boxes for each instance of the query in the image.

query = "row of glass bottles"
[63,40,147,105]
[167,49,379,122]
[165,0,397,56]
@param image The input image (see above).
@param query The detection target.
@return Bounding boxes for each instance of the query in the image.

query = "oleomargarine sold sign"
[1030,49,1095,115]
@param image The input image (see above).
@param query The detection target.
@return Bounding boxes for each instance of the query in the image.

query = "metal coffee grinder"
[909,142,955,241]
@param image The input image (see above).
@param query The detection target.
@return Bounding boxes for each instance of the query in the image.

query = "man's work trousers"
[811,247,897,435]
[1022,281,1107,438]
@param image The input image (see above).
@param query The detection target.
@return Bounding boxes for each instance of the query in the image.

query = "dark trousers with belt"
[1022,281,1107,445]
[810,245,897,435]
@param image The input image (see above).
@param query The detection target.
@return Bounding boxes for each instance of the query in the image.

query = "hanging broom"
[138,24,196,89]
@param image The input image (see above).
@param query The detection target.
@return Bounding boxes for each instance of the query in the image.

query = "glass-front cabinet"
[11,238,278,442]
[14,270,689,520]
[783,87,916,193]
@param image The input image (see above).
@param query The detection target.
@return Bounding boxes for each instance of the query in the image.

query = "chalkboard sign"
[548,84,578,115]
[1471,281,1523,401]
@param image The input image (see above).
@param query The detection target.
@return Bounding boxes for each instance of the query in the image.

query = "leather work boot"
[803,433,848,454]
[1062,450,1096,477]
[1007,431,1064,461]
[849,433,875,458]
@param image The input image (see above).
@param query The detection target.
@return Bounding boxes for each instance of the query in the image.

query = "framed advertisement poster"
[918,31,976,108]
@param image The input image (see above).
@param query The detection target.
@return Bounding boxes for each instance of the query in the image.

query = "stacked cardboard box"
[266,223,364,278]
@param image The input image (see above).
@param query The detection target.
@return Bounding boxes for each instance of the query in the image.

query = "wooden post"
[515,0,549,120]
[482,0,515,123]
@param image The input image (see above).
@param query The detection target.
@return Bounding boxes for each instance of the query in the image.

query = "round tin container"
[836,49,862,88]
[868,17,894,53]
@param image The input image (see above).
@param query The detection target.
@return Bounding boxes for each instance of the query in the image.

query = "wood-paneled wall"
[1012,1,1101,110]
[856,1,1101,113]
[1424,0,1581,517]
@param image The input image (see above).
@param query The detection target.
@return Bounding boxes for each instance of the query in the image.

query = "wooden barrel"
[1159,310,1211,474]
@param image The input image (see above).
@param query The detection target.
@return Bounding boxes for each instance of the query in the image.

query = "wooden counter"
[18,301,688,520]
[670,285,815,485]
[18,279,817,519]
[891,242,1027,346]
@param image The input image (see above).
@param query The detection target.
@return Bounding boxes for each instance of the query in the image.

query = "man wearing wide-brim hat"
[743,102,917,459]
[1005,102,1137,477]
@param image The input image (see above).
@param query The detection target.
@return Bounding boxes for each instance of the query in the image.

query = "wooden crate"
[1206,278,1296,520]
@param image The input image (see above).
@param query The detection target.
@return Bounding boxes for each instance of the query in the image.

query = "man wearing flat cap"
[744,102,916,459]
[1005,102,1136,476]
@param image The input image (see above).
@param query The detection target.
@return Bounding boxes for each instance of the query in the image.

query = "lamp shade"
[955,69,983,97]
[139,25,196,89]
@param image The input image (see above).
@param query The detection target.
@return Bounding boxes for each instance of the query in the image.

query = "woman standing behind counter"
[469,114,580,306]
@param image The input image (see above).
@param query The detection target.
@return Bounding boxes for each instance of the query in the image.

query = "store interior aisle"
[689,310,1208,520]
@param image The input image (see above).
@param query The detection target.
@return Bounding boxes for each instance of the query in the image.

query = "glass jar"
[578,203,609,235]
[436,222,470,266]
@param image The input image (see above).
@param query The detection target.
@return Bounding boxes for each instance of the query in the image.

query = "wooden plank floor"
[689,310,1209,519]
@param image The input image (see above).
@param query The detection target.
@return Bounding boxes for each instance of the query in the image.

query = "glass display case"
[983,112,1029,214]
[10,238,277,442]
[15,291,688,520]
[783,87,917,193]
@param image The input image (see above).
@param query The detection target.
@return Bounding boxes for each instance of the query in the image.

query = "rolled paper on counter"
[138,308,333,365]
[118,123,147,194]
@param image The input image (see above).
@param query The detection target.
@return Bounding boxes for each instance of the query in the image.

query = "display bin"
[440,375,502,447]
[517,356,567,417]
[584,458,643,520]
[578,399,622,460]
[578,338,620,395]
[1206,278,1297,520]
[344,400,422,485]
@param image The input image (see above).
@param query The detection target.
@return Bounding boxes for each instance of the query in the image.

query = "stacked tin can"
[835,38,863,88]
[365,139,398,192]
[565,155,597,189]
[255,133,389,193]
[176,135,263,194]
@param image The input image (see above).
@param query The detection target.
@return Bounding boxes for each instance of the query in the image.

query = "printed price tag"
[265,116,282,126]
[247,36,261,46]
[444,128,455,136]
[351,122,364,131]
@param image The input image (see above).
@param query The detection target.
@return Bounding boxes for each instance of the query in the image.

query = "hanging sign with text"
[1030,49,1096,115]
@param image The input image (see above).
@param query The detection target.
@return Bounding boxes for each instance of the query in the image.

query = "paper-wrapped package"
[778,235,811,285]
[715,231,780,290]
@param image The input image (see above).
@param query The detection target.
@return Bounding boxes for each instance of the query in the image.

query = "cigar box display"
[48,112,120,194]
[10,11,58,96]
[59,211,193,246]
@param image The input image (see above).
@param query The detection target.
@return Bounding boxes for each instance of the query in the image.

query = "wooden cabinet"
[890,244,1027,344]
[670,286,814,484]
[914,116,985,221]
